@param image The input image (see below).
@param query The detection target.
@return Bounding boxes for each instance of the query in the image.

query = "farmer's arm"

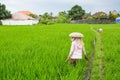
[66,42,75,61]
[83,46,88,60]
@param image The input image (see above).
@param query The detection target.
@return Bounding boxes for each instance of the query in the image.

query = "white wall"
[1,20,39,25]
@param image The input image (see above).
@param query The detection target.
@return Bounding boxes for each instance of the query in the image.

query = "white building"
[1,20,39,25]
[1,11,39,25]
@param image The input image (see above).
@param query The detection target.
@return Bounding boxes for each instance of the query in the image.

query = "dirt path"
[83,26,105,80]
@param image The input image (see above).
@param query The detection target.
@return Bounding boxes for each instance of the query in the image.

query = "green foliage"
[82,13,92,20]
[109,11,118,20]
[40,12,53,25]
[0,20,2,25]
[29,13,37,18]
[56,11,71,23]
[87,16,94,20]
[117,13,120,17]
[0,3,12,19]
[68,5,85,20]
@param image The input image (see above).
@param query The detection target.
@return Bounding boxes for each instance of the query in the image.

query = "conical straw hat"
[69,32,84,38]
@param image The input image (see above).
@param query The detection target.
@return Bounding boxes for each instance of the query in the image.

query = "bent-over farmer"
[66,32,88,66]
[98,28,103,33]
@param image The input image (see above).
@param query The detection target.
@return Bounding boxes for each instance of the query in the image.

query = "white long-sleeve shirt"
[69,39,86,59]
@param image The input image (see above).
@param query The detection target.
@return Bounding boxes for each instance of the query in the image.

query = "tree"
[117,13,120,17]
[40,12,52,25]
[109,11,117,20]
[0,3,12,19]
[68,5,85,20]
[56,11,71,23]
[29,14,37,18]
[82,12,92,20]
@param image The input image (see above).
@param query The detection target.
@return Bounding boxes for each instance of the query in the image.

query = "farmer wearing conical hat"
[66,32,88,66]
[98,28,103,33]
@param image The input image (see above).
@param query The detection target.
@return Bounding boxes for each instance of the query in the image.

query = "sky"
[0,0,120,16]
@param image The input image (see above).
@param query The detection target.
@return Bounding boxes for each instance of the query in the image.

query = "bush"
[40,19,54,25]
[29,14,37,18]
[0,20,2,25]
[56,11,71,23]
[39,12,54,25]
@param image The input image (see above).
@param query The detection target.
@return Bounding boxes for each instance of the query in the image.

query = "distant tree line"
[39,5,86,24]
[39,5,120,24]
[0,3,12,25]
[0,3,120,25]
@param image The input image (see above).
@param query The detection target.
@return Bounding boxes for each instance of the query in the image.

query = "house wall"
[1,20,39,25]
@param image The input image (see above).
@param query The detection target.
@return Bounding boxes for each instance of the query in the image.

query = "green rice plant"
[90,24,120,80]
[101,26,120,80]
[0,24,94,80]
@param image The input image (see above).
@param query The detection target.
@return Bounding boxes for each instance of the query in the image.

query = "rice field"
[98,24,120,80]
[0,24,120,80]
[0,24,94,80]
[90,24,120,80]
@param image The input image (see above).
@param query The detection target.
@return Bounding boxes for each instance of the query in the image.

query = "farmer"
[66,32,88,66]
[98,28,103,33]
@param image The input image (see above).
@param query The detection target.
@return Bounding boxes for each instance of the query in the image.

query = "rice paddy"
[0,24,120,80]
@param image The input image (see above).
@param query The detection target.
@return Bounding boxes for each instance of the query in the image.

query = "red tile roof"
[18,11,33,15]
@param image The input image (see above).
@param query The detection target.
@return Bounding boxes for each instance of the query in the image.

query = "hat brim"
[69,32,84,38]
